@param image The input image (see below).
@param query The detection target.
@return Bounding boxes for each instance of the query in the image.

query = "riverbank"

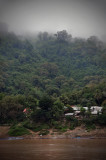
[0,125,106,139]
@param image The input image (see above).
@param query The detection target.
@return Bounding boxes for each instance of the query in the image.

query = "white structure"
[71,105,80,111]
[91,110,98,115]
[70,106,81,116]
[65,113,74,116]
[75,111,81,115]
[65,105,103,117]
[91,106,102,115]
[83,107,88,111]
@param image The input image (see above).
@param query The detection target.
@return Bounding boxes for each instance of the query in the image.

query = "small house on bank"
[91,106,102,115]
[64,105,103,118]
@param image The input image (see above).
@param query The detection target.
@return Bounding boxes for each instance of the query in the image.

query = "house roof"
[75,111,80,113]
[83,107,88,110]
[71,106,80,111]
[91,106,102,112]
[65,113,74,116]
[91,110,98,115]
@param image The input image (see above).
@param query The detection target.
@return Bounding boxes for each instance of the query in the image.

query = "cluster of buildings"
[65,105,103,118]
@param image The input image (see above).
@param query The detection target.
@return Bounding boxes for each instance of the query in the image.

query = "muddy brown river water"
[0,138,106,160]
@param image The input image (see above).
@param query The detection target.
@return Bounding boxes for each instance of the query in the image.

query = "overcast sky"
[0,0,106,40]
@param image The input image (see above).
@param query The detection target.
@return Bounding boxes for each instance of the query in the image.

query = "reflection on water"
[0,139,106,160]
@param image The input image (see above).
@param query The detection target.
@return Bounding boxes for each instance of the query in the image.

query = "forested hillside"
[0,30,106,124]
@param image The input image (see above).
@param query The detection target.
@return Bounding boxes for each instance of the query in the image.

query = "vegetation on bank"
[8,125,30,136]
[0,30,106,136]
[8,113,106,136]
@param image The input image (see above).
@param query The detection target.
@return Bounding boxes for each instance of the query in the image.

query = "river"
[0,138,106,160]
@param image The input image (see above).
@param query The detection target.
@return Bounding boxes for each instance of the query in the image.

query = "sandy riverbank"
[0,125,106,139]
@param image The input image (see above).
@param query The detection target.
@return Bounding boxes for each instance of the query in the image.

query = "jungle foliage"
[0,30,106,126]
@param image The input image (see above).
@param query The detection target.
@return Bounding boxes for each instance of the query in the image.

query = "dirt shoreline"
[0,126,106,139]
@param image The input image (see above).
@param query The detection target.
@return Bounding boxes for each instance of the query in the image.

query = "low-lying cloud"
[0,0,106,41]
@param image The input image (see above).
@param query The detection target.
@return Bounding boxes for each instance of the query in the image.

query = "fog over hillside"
[0,0,106,41]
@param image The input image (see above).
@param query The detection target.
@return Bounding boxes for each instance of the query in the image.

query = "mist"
[0,0,106,41]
